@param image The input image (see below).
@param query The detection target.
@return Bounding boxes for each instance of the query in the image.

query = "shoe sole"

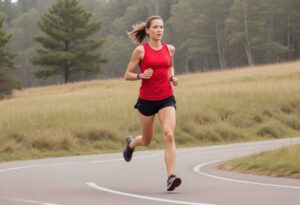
[167,177,182,191]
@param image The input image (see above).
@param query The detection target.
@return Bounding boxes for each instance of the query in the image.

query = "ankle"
[129,138,135,149]
[168,174,176,180]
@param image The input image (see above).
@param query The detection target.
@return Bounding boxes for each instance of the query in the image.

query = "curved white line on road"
[0,164,45,173]
[90,153,162,164]
[0,162,80,173]
[0,153,162,173]
[193,161,300,190]
[0,162,80,205]
[0,196,59,205]
[0,155,163,205]
[1,138,299,204]
[86,182,214,205]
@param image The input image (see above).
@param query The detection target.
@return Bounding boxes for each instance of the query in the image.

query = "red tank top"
[138,42,173,100]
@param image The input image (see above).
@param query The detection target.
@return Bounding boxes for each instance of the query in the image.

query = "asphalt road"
[0,137,299,205]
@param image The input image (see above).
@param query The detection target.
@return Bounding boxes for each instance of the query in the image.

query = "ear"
[146,27,150,35]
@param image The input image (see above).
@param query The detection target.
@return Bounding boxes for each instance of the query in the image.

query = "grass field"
[0,61,300,162]
[219,144,300,179]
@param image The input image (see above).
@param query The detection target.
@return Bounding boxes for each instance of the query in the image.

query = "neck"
[148,39,162,49]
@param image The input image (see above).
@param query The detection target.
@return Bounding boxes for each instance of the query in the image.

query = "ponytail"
[127,22,147,44]
[127,16,163,44]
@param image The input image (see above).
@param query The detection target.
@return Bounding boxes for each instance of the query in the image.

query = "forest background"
[1,0,300,88]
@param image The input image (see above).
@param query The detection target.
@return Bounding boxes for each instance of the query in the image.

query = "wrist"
[170,75,175,82]
[137,73,141,80]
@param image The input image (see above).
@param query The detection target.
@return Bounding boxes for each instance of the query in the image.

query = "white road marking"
[0,154,162,205]
[90,153,162,164]
[0,153,162,173]
[86,182,214,205]
[0,197,59,205]
[0,162,80,205]
[1,138,299,204]
[0,165,45,173]
[0,162,80,173]
[193,161,300,190]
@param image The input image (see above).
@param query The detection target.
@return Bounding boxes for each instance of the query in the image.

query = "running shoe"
[167,174,182,191]
[123,136,135,162]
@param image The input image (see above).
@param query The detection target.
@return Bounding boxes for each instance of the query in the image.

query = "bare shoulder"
[134,45,144,53]
[167,44,175,55]
[132,45,144,59]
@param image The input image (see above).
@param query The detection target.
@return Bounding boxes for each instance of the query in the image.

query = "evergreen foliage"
[0,15,19,99]
[1,0,300,87]
[31,0,106,83]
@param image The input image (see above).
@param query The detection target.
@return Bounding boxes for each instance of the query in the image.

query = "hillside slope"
[0,61,300,161]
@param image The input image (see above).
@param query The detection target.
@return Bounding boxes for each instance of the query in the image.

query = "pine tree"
[31,0,106,83]
[0,15,19,99]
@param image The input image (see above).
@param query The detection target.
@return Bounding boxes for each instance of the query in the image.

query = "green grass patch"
[219,144,300,179]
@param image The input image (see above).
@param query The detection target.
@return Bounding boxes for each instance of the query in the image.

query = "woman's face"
[147,19,164,41]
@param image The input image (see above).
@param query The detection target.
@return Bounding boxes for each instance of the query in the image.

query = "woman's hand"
[171,76,178,86]
[140,68,153,79]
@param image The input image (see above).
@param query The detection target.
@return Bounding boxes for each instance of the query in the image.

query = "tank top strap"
[162,43,172,64]
[162,42,168,49]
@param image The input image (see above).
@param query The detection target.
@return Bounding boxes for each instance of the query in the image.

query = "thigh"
[158,106,176,132]
[138,112,155,139]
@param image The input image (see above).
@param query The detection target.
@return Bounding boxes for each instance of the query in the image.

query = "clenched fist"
[171,76,178,86]
[140,68,153,79]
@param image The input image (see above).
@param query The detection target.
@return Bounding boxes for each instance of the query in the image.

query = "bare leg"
[158,106,176,176]
[129,113,155,149]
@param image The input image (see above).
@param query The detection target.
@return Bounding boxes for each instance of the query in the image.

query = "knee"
[163,131,174,144]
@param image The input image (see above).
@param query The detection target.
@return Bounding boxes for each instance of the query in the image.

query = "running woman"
[123,16,181,191]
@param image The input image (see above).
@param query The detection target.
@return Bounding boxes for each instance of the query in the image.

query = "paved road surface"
[0,137,300,205]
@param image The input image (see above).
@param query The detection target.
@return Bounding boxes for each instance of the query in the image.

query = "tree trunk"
[64,65,69,83]
[214,0,228,69]
[64,40,70,83]
[215,16,224,69]
[155,0,159,15]
[185,52,190,73]
[215,16,228,69]
[242,0,254,65]
[286,0,292,60]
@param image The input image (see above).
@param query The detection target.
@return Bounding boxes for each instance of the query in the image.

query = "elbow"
[124,73,129,81]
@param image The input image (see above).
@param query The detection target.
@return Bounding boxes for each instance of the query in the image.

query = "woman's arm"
[124,46,153,81]
[167,44,178,86]
[124,46,143,81]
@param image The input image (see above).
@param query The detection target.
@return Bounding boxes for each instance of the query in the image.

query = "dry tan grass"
[0,61,300,161]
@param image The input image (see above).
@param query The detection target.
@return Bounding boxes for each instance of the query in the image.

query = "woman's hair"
[127,16,163,44]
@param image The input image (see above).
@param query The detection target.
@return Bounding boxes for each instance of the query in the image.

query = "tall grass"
[0,61,300,161]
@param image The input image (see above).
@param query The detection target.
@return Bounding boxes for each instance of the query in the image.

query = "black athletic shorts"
[134,95,176,116]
